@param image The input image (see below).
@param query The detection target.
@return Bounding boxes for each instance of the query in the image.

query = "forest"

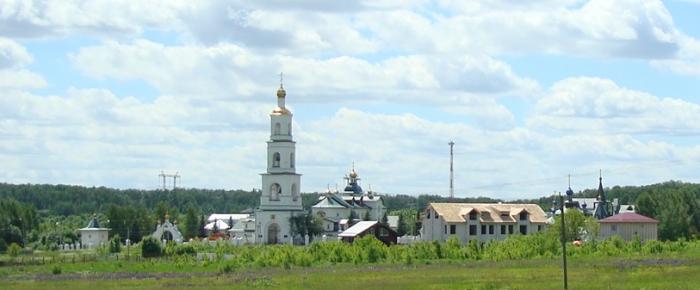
[1,180,698,252]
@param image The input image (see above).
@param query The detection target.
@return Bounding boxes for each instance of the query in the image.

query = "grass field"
[2,254,699,289]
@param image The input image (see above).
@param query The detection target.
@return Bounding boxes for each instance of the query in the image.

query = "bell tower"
[256,75,303,244]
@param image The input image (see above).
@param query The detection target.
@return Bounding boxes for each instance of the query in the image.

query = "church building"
[254,81,304,244]
[312,167,386,237]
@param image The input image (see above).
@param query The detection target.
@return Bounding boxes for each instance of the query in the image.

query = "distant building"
[228,218,256,243]
[311,167,386,238]
[386,215,400,231]
[561,174,619,219]
[338,221,397,245]
[599,212,658,242]
[79,215,109,249]
[421,203,548,244]
[152,213,183,243]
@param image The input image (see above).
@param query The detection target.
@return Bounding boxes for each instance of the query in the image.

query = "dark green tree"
[184,206,198,240]
[397,215,407,236]
[349,210,358,221]
[198,215,207,238]
[290,213,324,243]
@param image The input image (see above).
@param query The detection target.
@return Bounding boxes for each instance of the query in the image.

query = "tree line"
[1,180,699,251]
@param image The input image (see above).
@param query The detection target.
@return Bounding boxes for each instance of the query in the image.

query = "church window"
[508,225,514,234]
[426,211,431,219]
[469,212,477,221]
[273,152,281,168]
[489,225,494,235]
[537,225,542,232]
[501,225,506,235]
[290,153,295,168]
[519,225,527,235]
[270,183,281,201]
[444,225,447,234]
[449,224,456,234]
[288,123,292,135]
[291,184,298,202]
[274,123,281,135]
[481,225,486,235]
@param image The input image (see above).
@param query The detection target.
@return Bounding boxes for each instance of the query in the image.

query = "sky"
[1,0,700,200]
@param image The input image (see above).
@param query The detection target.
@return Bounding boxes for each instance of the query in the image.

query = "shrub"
[165,243,196,256]
[109,235,121,253]
[642,240,664,254]
[7,243,21,257]
[51,265,62,275]
[141,237,162,258]
[0,238,7,253]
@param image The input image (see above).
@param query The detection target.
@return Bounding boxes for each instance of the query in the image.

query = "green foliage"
[140,237,162,258]
[109,234,121,253]
[51,265,62,275]
[183,206,199,241]
[548,210,599,242]
[634,183,700,240]
[164,243,196,256]
[389,209,418,236]
[0,197,38,247]
[289,213,324,242]
[0,183,261,216]
[8,243,21,257]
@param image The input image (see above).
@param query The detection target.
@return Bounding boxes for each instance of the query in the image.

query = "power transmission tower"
[448,141,455,199]
[158,171,180,190]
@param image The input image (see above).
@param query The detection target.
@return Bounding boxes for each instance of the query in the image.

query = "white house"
[79,215,109,249]
[254,82,305,244]
[421,203,548,244]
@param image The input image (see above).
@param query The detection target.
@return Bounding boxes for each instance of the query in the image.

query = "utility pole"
[448,141,455,199]
[559,192,569,290]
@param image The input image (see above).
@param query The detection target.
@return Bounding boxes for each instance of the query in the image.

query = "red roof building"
[599,213,659,224]
[599,213,658,242]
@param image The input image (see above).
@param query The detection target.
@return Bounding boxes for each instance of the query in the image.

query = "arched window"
[290,153,295,168]
[274,122,281,135]
[270,183,281,201]
[272,152,280,168]
[287,123,292,136]
[291,184,298,202]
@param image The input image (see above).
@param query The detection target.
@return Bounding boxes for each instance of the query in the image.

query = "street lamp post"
[559,193,569,290]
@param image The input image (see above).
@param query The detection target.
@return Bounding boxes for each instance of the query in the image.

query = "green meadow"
[1,236,699,290]
[2,256,698,290]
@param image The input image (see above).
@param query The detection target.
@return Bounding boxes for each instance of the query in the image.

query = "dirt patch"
[613,258,688,270]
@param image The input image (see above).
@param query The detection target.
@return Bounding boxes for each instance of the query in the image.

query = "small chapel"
[254,80,304,244]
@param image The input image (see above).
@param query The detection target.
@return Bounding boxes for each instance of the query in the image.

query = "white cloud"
[0,69,45,89]
[651,36,700,77]
[0,0,189,38]
[530,77,700,135]
[71,40,538,102]
[0,37,31,68]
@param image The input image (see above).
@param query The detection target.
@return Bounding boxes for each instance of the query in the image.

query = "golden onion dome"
[349,169,358,179]
[276,84,286,98]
